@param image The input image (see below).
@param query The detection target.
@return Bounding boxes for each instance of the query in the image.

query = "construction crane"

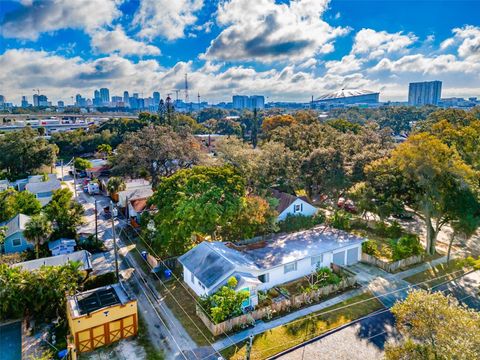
[184,73,189,105]
[33,89,42,95]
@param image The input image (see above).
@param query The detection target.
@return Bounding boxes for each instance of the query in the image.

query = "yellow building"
[66,283,138,355]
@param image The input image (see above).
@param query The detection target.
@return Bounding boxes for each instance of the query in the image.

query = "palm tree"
[107,177,126,202]
[24,214,53,259]
[97,144,113,159]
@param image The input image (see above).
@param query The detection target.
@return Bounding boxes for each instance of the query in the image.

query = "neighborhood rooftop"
[178,226,366,287]
[235,226,365,268]
[68,283,131,317]
[0,214,31,238]
[13,250,92,272]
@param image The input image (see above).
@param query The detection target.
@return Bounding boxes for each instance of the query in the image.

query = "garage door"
[347,247,359,265]
[333,251,345,265]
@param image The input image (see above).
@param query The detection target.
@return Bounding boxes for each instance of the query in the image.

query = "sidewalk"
[395,256,447,279]
[212,288,364,351]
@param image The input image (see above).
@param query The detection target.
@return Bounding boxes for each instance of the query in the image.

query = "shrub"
[82,272,116,291]
[362,240,379,257]
[374,220,403,239]
[390,234,423,261]
[302,266,341,293]
[328,210,351,230]
[278,213,325,233]
[199,276,249,324]
[78,235,106,253]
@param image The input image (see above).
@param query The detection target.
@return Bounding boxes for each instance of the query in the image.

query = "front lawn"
[221,291,384,360]
[404,258,475,288]
[160,279,218,346]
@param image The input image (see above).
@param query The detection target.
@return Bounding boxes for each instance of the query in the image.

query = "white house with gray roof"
[178,226,366,308]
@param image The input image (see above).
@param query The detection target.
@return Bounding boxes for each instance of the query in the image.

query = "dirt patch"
[83,338,147,360]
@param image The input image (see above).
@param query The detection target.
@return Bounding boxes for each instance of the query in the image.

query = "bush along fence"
[361,253,424,273]
[196,265,357,336]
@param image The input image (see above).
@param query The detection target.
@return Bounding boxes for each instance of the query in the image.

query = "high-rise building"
[232,95,249,109]
[76,94,87,107]
[93,90,101,106]
[123,91,130,107]
[99,88,110,106]
[249,95,265,110]
[153,91,160,104]
[408,81,442,106]
[38,95,49,106]
[21,96,29,108]
[233,95,265,110]
[33,94,39,107]
[111,96,123,107]
[57,100,65,108]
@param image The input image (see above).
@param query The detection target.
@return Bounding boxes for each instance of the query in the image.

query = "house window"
[294,204,301,213]
[311,254,323,267]
[190,272,195,284]
[258,273,269,283]
[12,238,21,247]
[284,261,297,274]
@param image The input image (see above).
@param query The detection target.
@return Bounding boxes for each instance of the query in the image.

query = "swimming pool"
[0,320,22,360]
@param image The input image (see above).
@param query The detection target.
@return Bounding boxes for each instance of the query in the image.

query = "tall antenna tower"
[197,92,200,110]
[184,73,189,105]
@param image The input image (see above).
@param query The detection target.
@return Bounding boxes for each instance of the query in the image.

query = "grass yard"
[404,258,473,288]
[160,279,218,346]
[221,291,384,360]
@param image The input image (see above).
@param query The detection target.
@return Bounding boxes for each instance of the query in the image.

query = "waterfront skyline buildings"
[408,81,442,106]
[232,95,265,110]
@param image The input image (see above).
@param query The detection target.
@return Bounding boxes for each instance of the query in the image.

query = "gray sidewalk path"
[212,288,364,351]
[395,256,447,279]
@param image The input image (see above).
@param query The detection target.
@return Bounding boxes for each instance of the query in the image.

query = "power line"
[118,225,222,360]
[115,216,241,353]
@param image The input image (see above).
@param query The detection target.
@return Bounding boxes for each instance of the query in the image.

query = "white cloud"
[91,26,161,56]
[352,28,416,58]
[370,53,480,75]
[453,26,480,60]
[0,0,122,40]
[133,0,204,41]
[203,0,349,62]
[325,55,363,75]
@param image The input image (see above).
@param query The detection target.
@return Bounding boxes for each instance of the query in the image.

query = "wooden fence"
[361,253,424,273]
[196,268,357,336]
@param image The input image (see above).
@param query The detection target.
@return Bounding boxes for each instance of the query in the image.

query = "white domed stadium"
[314,89,380,106]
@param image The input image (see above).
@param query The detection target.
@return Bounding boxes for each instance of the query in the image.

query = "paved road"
[274,310,397,360]
[274,270,480,360]
[62,168,197,360]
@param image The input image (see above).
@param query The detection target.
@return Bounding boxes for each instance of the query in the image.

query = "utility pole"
[184,73,189,105]
[60,159,64,181]
[72,158,78,200]
[245,335,254,360]
[94,199,98,242]
[110,201,120,282]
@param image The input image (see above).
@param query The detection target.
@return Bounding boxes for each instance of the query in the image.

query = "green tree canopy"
[44,188,84,239]
[386,290,480,360]
[0,127,58,180]
[0,262,82,321]
[24,214,53,259]
[73,157,92,171]
[150,166,246,255]
[111,125,201,188]
[0,189,42,222]
[362,133,478,254]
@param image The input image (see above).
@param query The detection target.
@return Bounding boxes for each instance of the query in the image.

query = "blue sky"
[0,0,479,104]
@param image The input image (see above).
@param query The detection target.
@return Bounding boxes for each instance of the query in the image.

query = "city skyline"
[0,0,479,103]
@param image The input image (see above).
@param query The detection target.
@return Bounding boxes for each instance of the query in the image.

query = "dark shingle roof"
[270,189,298,214]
